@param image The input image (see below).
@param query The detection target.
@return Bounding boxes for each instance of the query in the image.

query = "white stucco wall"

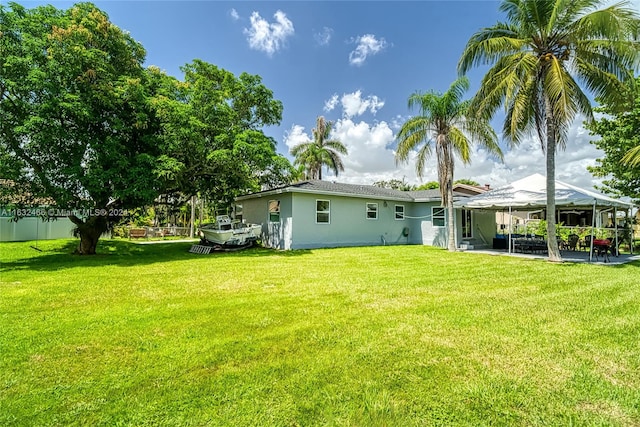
[239,192,496,250]
[287,193,410,249]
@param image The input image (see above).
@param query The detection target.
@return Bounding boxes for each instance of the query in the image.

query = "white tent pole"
[508,205,512,254]
[614,206,618,257]
[589,199,596,262]
[631,207,635,255]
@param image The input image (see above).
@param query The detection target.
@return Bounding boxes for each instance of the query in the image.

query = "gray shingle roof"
[238,180,473,202]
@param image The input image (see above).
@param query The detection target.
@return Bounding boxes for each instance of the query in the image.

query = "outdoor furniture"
[513,237,547,254]
[566,234,579,251]
[579,235,592,251]
[493,237,508,250]
[592,238,611,262]
[129,228,147,239]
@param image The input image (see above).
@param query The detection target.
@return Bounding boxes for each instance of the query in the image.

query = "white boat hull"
[199,217,262,247]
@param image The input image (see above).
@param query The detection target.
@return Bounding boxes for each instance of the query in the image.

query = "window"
[268,200,280,222]
[316,200,330,223]
[366,203,378,220]
[432,207,445,227]
[234,203,243,222]
[395,205,405,220]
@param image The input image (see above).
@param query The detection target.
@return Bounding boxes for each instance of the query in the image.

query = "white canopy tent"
[455,173,635,259]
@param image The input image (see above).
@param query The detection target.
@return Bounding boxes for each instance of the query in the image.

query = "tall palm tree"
[396,77,502,252]
[290,116,348,180]
[458,0,640,261]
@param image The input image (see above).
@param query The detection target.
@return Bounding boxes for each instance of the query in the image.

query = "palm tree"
[458,0,640,261]
[290,116,348,180]
[622,145,640,166]
[395,77,502,252]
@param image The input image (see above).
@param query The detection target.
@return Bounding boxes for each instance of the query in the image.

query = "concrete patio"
[466,248,640,265]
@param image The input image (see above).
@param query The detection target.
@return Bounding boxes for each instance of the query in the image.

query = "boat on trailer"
[198,215,262,248]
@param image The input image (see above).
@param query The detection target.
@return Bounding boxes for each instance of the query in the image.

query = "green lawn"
[1,239,639,426]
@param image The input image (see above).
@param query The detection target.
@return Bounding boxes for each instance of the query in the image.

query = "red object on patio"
[592,239,610,247]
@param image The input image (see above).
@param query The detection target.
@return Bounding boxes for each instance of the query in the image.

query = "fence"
[121,226,192,239]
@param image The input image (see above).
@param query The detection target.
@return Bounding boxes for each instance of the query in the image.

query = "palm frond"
[622,144,640,166]
[458,24,527,74]
[447,127,472,165]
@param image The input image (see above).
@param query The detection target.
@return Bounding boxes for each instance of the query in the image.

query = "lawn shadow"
[0,239,311,273]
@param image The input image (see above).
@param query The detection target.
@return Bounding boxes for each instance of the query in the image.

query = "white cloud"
[284,117,412,183]
[285,112,605,192]
[348,34,388,66]
[230,8,239,21]
[243,10,294,56]
[323,94,339,112]
[449,115,605,191]
[284,124,311,150]
[324,91,384,117]
[314,27,333,46]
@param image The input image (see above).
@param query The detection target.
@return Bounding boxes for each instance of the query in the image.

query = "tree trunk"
[68,214,108,255]
[545,112,562,262]
[446,171,456,252]
[447,187,456,251]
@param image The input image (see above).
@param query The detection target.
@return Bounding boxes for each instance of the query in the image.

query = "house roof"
[237,180,473,203]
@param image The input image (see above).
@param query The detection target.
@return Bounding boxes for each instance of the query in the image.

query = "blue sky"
[19,1,640,190]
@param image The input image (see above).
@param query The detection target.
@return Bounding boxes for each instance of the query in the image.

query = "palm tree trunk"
[545,112,562,262]
[446,170,456,252]
[447,187,456,251]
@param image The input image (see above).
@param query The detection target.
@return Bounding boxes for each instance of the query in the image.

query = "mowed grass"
[1,240,639,426]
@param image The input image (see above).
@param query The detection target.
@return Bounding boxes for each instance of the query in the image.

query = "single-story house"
[235,180,496,250]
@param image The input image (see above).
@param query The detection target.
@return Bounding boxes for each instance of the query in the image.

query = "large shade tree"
[0,2,161,254]
[153,59,295,208]
[395,77,502,252]
[290,116,348,180]
[0,3,294,254]
[458,0,640,261]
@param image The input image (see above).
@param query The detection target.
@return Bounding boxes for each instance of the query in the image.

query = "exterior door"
[462,209,473,239]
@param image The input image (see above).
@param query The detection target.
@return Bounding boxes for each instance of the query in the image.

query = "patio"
[467,247,640,265]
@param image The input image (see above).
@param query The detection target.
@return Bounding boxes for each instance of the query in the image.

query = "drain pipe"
[381,235,386,246]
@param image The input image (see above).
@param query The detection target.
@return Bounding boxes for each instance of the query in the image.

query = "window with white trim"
[366,203,378,220]
[432,207,445,227]
[268,200,280,222]
[395,205,405,220]
[316,200,330,224]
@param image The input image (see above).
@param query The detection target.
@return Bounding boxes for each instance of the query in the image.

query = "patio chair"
[567,234,579,251]
[579,235,592,251]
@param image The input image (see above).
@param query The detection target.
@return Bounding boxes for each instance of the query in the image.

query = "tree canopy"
[586,76,640,203]
[290,116,348,180]
[153,59,294,207]
[0,2,294,254]
[372,179,416,191]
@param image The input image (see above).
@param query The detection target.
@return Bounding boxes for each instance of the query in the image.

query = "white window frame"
[316,199,330,224]
[366,202,378,220]
[394,205,405,220]
[432,207,445,227]
[268,200,280,223]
